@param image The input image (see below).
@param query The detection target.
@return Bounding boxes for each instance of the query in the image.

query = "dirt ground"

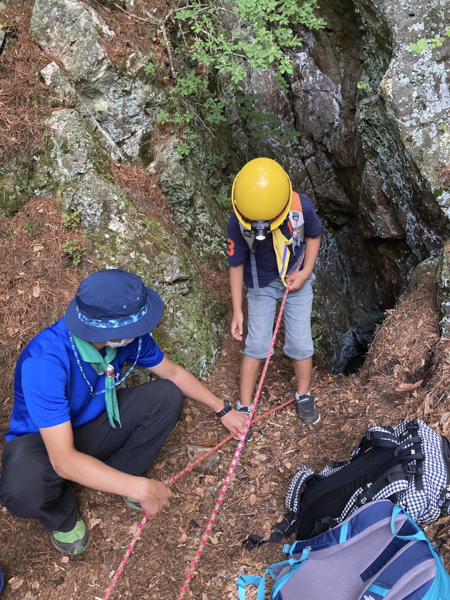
[1,196,450,600]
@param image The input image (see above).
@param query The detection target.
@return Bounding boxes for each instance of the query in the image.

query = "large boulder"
[30,0,165,161]
[365,0,450,200]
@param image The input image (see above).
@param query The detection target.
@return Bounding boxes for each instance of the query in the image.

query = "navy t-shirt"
[227,193,322,288]
[6,317,164,441]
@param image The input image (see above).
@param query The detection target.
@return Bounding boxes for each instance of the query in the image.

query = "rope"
[101,377,327,599]
[102,267,322,599]
[176,278,294,599]
[168,379,328,485]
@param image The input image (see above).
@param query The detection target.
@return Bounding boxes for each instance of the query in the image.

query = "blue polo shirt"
[6,318,164,441]
[227,193,322,288]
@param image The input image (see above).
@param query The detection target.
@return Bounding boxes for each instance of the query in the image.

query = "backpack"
[287,420,450,541]
[237,499,450,600]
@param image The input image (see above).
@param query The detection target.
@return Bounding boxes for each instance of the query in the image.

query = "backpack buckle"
[402,463,421,475]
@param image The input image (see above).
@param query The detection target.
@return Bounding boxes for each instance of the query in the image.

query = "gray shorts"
[245,275,314,361]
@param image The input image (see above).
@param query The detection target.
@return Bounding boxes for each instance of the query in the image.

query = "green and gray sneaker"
[51,516,89,555]
[123,496,144,511]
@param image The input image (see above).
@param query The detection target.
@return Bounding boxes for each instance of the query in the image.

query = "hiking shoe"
[51,516,89,555]
[123,496,144,511]
[238,406,253,441]
[295,393,320,426]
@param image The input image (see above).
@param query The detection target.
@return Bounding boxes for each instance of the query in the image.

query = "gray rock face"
[367,0,450,199]
[5,0,450,375]
[31,0,165,161]
[240,0,450,371]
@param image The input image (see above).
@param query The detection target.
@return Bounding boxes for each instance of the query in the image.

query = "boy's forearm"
[229,264,244,312]
[302,235,321,277]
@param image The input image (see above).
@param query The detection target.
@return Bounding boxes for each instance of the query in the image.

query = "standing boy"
[227,158,322,426]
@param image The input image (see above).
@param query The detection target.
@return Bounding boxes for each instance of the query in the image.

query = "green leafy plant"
[357,81,372,91]
[62,209,82,229]
[148,0,325,157]
[144,51,157,77]
[23,222,33,230]
[62,240,87,265]
[409,38,429,53]
[410,30,450,53]
[439,124,448,132]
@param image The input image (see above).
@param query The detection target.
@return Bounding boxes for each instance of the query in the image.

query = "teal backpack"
[237,499,450,600]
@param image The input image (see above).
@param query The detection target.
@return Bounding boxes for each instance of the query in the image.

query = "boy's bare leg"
[293,357,312,395]
[239,355,262,407]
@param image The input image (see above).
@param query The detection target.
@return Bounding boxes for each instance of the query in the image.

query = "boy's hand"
[231,310,244,341]
[285,270,309,292]
[220,408,249,434]
[136,479,172,515]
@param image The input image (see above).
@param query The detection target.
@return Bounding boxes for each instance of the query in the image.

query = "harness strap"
[355,464,418,508]
[249,245,259,289]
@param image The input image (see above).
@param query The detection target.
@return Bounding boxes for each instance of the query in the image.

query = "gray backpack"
[237,499,450,600]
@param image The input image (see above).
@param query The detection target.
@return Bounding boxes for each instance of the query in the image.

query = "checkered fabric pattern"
[285,466,314,512]
[286,420,450,524]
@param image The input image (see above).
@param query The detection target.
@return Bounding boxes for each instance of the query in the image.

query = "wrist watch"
[215,400,232,418]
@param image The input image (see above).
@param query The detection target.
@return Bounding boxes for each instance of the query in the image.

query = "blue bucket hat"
[65,269,164,342]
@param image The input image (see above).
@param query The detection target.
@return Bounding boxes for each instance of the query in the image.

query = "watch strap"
[215,400,232,418]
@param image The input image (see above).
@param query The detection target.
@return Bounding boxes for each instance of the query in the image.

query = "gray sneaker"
[238,406,253,441]
[295,393,320,426]
[123,496,145,511]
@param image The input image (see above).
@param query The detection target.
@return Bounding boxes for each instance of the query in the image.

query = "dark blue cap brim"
[64,287,164,342]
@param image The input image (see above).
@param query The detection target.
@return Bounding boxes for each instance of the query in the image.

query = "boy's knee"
[156,380,184,418]
[0,446,51,506]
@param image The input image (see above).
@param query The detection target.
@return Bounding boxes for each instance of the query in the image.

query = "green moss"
[0,162,35,217]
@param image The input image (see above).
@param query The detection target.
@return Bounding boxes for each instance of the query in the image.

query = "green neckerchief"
[72,335,122,428]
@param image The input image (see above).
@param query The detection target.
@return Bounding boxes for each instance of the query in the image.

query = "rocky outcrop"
[3,0,450,375]
[362,0,450,200]
[30,0,163,160]
[236,0,450,371]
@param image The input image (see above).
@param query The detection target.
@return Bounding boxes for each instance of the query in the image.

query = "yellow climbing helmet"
[231,158,292,231]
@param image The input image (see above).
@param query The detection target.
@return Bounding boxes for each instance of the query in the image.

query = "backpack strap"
[359,540,434,600]
[289,192,304,249]
[236,550,310,600]
[242,512,297,551]
[355,464,414,506]
[239,223,255,250]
